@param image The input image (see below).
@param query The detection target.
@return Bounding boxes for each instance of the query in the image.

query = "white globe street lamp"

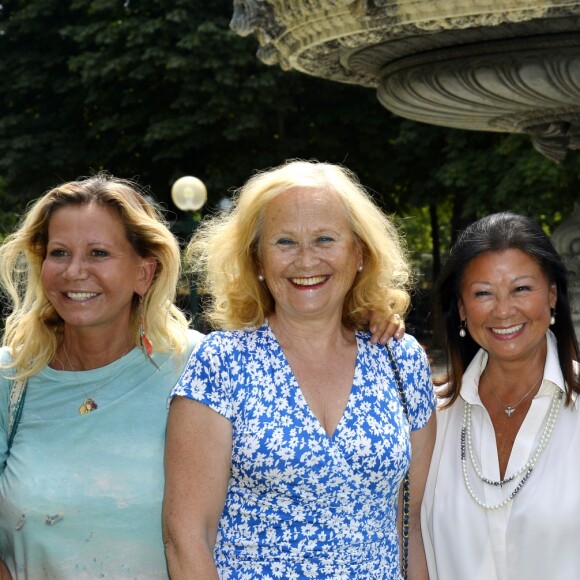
[170,175,207,325]
[171,175,207,211]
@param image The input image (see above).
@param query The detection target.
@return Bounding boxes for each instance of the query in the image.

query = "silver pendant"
[504,406,515,418]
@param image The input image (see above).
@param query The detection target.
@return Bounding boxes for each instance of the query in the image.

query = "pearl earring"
[258,274,264,282]
[550,309,556,326]
[459,320,467,338]
[358,265,363,272]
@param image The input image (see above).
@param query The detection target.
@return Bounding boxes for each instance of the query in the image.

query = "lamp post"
[171,175,207,324]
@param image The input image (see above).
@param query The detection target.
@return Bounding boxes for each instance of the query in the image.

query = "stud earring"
[550,309,556,326]
[459,320,467,338]
[258,273,264,282]
[358,265,363,272]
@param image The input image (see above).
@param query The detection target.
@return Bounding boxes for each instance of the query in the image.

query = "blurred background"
[1,0,579,357]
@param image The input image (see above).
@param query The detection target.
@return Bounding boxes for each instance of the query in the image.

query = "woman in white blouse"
[422,212,580,580]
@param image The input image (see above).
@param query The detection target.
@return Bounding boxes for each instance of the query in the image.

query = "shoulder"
[194,325,266,353]
[185,328,205,351]
[390,332,425,354]
[0,347,16,390]
[172,328,265,415]
[185,326,268,370]
[356,332,429,369]
[0,348,16,437]
[386,334,436,426]
[389,333,430,367]
[0,346,14,369]
[386,333,432,387]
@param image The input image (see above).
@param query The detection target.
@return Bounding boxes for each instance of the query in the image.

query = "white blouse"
[421,331,580,580]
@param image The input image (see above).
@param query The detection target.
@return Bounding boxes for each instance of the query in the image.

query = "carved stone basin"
[231,0,580,162]
[231,0,580,338]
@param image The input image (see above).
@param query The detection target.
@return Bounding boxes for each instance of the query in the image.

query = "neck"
[483,353,546,399]
[269,312,355,355]
[58,329,135,371]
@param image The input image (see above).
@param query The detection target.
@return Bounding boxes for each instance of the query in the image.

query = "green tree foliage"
[0,1,87,205]
[1,0,580,293]
[0,0,406,207]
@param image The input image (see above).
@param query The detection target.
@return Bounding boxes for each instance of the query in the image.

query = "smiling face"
[458,248,557,365]
[41,204,155,335]
[259,187,363,325]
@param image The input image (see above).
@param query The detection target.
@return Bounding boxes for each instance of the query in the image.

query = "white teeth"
[291,276,326,286]
[67,292,98,301]
[492,324,523,335]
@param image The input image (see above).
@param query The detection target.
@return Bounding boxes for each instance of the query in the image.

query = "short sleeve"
[388,335,436,431]
[170,332,235,422]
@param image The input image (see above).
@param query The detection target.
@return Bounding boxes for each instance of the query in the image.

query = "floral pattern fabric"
[172,322,435,579]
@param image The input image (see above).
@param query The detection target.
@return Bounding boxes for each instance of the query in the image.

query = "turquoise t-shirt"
[0,329,202,579]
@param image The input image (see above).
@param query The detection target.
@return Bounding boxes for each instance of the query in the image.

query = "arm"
[369,311,405,345]
[162,396,233,579]
[0,560,12,580]
[402,413,436,580]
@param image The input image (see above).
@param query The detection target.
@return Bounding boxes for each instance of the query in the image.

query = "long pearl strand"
[461,389,563,510]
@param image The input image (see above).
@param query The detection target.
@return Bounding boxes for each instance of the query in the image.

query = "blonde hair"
[0,172,189,378]
[188,159,411,330]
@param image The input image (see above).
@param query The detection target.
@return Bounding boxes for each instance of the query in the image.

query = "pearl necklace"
[460,388,563,510]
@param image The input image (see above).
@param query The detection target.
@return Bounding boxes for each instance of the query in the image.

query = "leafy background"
[1,0,579,339]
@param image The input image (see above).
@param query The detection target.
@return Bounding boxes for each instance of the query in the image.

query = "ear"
[135,258,157,296]
[355,238,364,269]
[549,283,557,309]
[458,296,466,321]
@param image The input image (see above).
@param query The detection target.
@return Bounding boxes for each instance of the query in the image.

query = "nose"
[62,255,89,280]
[294,242,320,268]
[493,292,516,319]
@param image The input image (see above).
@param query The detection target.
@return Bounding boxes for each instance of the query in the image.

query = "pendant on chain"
[79,398,98,415]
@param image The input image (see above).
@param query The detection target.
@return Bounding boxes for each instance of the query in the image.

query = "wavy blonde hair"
[188,159,412,330]
[0,172,189,378]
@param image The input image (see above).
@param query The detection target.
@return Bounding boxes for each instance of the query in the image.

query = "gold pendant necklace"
[79,397,98,415]
[62,343,131,415]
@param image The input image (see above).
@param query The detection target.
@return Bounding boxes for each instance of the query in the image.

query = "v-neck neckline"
[265,322,360,440]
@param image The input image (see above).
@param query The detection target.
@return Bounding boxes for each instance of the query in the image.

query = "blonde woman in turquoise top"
[0,173,204,579]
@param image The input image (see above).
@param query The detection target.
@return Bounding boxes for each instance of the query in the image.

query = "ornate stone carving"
[552,204,580,341]
[230,0,580,161]
[375,34,580,163]
[231,0,284,66]
[232,0,580,323]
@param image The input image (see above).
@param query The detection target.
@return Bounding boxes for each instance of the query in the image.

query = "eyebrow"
[468,274,536,286]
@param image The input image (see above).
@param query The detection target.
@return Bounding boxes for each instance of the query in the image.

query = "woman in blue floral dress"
[162,160,436,579]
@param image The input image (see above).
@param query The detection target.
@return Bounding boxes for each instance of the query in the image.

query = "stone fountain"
[231,0,580,338]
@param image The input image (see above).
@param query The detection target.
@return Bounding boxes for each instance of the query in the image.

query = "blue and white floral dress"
[172,321,435,579]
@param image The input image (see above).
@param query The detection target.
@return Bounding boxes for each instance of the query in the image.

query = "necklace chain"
[461,389,563,510]
[484,371,542,418]
[62,343,132,415]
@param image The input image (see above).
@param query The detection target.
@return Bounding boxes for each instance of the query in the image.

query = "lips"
[66,292,98,301]
[290,276,328,286]
[491,323,524,335]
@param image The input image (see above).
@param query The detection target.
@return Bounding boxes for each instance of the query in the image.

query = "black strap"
[386,345,410,580]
